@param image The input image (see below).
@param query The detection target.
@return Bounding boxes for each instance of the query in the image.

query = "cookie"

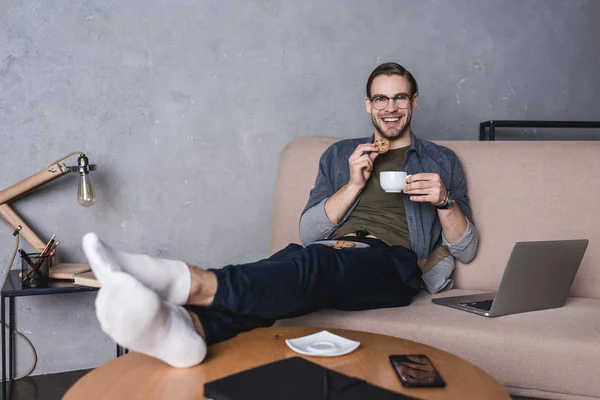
[336,240,357,248]
[374,138,390,154]
[324,240,358,249]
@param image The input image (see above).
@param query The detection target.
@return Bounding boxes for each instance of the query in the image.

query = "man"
[82,62,478,368]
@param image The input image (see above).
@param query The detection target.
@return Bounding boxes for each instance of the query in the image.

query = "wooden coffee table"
[64,326,509,399]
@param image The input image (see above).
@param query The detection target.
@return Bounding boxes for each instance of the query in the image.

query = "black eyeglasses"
[369,93,413,110]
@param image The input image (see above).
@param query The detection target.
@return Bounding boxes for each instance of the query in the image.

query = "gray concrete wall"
[1,0,599,376]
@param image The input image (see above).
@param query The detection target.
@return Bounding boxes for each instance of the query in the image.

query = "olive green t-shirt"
[331,146,411,248]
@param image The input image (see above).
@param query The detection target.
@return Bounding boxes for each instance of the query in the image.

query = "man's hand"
[403,173,447,206]
[348,143,379,190]
[404,173,468,243]
[324,143,379,224]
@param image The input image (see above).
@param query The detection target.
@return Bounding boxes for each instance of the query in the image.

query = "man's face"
[365,74,418,141]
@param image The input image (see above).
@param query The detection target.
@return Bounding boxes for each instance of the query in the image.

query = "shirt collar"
[409,131,424,157]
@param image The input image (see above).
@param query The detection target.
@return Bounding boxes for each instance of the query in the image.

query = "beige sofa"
[270,137,600,400]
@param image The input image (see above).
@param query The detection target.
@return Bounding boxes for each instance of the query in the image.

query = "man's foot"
[95,270,207,368]
[82,232,191,304]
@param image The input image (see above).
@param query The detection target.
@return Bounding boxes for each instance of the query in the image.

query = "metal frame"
[479,120,600,141]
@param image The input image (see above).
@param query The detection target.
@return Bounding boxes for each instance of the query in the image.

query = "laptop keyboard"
[458,300,494,311]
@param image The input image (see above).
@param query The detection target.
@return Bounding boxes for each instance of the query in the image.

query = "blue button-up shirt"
[299,132,478,293]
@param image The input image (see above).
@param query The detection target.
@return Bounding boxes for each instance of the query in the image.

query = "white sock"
[94,270,207,368]
[82,232,191,304]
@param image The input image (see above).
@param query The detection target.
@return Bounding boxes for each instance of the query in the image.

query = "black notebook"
[204,356,419,400]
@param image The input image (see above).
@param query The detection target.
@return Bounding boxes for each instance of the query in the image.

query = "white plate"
[285,330,361,357]
[306,240,370,248]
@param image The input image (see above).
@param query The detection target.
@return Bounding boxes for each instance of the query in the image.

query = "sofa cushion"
[276,291,600,399]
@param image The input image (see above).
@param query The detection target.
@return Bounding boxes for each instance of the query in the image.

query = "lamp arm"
[0,152,95,252]
[0,161,70,252]
[0,162,67,205]
[0,204,46,251]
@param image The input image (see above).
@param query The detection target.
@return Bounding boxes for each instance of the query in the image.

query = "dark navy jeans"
[185,238,421,345]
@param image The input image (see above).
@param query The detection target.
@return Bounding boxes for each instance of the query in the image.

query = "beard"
[371,112,412,140]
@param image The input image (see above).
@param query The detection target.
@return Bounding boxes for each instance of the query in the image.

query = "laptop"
[432,239,589,317]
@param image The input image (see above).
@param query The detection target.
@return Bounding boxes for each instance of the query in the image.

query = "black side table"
[1,270,124,400]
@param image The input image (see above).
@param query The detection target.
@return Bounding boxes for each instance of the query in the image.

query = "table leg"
[8,298,14,400]
[2,295,6,400]
[116,345,129,357]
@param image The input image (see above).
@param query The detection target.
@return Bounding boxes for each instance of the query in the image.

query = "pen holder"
[21,253,50,288]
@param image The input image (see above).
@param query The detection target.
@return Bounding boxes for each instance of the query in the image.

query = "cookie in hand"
[374,138,390,154]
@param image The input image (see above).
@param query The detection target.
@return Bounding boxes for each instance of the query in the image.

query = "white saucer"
[285,330,360,357]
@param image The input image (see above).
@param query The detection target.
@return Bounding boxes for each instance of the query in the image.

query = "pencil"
[18,249,35,267]
[39,234,56,256]
[45,241,60,256]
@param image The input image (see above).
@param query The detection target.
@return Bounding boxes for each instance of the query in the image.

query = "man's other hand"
[403,173,447,206]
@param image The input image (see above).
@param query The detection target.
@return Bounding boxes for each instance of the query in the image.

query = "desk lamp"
[0,152,97,268]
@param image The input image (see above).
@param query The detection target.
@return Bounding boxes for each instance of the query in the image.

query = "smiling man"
[81,62,478,369]
[301,62,478,293]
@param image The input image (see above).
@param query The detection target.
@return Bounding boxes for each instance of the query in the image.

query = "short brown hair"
[366,62,419,98]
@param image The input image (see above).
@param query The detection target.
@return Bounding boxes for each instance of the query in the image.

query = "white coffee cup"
[380,171,409,193]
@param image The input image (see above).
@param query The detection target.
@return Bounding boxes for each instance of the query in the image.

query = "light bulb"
[78,173,96,207]
[76,154,96,207]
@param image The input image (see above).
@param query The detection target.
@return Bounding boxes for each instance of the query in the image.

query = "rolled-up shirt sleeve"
[298,146,340,245]
[442,217,479,263]
[440,152,479,264]
[299,198,338,245]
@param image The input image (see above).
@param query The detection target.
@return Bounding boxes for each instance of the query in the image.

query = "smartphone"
[389,354,446,388]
